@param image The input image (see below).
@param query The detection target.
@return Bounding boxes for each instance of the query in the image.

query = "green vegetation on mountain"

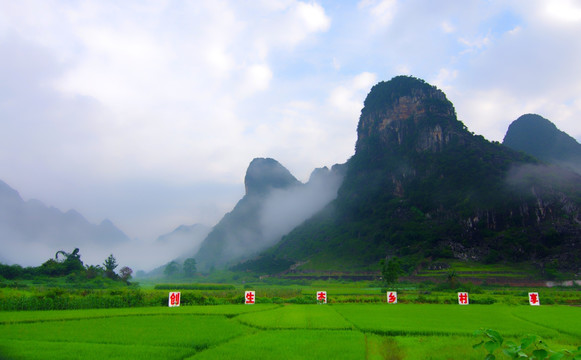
[238,76,581,274]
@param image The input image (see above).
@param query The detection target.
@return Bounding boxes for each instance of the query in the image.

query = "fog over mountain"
[193,158,345,270]
[0,179,129,267]
[155,224,211,261]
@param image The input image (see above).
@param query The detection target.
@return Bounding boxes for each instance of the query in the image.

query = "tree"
[55,248,84,274]
[119,266,133,282]
[183,258,197,277]
[103,254,118,279]
[164,261,179,277]
[380,257,403,287]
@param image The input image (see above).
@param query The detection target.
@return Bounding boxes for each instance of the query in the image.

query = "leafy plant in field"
[473,328,581,359]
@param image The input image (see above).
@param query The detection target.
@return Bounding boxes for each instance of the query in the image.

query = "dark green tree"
[164,261,180,277]
[55,248,84,274]
[380,257,403,287]
[103,254,118,279]
[183,258,197,277]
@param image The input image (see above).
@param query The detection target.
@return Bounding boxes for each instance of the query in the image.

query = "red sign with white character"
[387,291,397,304]
[245,291,255,304]
[528,292,540,306]
[168,292,180,307]
[317,291,327,304]
[458,292,469,305]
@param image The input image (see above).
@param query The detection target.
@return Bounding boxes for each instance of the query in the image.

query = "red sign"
[317,291,327,304]
[458,292,469,305]
[245,291,255,304]
[528,292,540,306]
[387,291,397,304]
[168,292,180,307]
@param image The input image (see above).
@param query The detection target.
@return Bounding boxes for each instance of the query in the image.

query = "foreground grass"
[0,303,579,359]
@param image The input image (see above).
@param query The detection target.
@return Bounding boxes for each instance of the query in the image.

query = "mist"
[506,163,581,193]
[259,167,344,242]
[193,163,345,270]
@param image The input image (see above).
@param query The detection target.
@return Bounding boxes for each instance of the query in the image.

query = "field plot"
[236,304,354,329]
[0,303,579,359]
[333,304,573,337]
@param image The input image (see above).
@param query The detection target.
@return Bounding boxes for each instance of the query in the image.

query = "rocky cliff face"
[356,76,466,154]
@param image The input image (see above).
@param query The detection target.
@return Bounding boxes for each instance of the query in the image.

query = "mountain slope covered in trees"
[236,76,581,274]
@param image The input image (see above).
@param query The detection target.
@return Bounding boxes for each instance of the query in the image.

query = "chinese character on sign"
[168,292,180,307]
[387,291,397,304]
[529,292,540,306]
[458,292,469,305]
[317,291,327,304]
[245,291,255,304]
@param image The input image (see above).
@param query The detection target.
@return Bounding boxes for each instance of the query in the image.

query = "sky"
[1,0,581,248]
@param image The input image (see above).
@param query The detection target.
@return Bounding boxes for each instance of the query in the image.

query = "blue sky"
[1,0,580,257]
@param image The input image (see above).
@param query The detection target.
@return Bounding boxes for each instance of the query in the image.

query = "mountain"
[0,179,130,266]
[155,223,211,259]
[194,157,345,271]
[503,114,581,174]
[237,76,581,274]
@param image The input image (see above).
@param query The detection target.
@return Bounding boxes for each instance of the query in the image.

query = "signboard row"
[167,291,542,306]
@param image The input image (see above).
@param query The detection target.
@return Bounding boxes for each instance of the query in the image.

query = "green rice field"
[0,303,579,359]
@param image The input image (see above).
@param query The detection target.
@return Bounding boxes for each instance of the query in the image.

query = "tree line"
[0,248,132,283]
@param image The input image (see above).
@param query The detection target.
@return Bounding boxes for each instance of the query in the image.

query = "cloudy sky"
[1,0,581,244]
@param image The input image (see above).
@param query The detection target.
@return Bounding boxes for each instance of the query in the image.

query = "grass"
[190,330,365,360]
[1,300,580,359]
[236,304,354,329]
[335,303,581,337]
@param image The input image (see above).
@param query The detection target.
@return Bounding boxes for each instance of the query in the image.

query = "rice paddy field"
[1,301,580,359]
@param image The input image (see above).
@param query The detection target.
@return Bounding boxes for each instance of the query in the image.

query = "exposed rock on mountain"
[503,114,581,174]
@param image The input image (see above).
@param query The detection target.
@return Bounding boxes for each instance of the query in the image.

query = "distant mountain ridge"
[0,179,130,265]
[236,76,581,274]
[503,114,581,174]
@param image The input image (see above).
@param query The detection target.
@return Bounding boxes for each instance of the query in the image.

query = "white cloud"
[544,0,581,23]
[441,21,455,33]
[295,2,331,32]
[328,72,377,115]
[358,0,398,28]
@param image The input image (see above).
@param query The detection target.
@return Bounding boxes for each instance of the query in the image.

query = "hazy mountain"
[503,114,581,174]
[237,76,581,274]
[0,179,130,266]
[155,223,211,259]
[194,157,345,271]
